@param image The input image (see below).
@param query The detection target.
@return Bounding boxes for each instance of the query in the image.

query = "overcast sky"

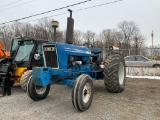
[0,0,160,46]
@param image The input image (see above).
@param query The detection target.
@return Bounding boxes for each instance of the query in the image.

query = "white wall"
[126,67,160,76]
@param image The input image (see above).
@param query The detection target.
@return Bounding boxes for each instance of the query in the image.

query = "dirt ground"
[117,78,160,120]
[0,78,160,120]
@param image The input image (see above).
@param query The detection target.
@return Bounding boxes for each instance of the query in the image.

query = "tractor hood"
[42,42,91,69]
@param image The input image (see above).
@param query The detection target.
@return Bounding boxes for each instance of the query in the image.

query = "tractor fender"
[32,67,52,86]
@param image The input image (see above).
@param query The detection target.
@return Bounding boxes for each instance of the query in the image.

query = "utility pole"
[151,30,154,55]
[151,30,154,50]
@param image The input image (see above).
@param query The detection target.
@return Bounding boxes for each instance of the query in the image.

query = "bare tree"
[0,25,13,51]
[10,21,22,37]
[98,29,117,48]
[0,18,149,57]
[84,31,96,46]
[73,30,84,45]
[117,21,139,55]
[131,30,145,55]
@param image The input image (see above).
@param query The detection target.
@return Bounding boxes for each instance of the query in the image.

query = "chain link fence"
[119,48,160,60]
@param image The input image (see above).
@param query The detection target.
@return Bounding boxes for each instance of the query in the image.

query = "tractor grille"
[43,44,58,68]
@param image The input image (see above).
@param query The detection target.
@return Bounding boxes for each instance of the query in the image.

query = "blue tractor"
[27,10,126,112]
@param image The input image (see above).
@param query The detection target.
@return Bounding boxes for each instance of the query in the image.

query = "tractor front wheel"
[27,76,50,101]
[72,74,94,112]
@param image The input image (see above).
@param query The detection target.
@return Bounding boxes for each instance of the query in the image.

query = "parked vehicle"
[0,37,48,96]
[124,55,160,67]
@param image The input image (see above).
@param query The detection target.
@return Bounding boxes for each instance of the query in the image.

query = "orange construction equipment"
[0,40,10,58]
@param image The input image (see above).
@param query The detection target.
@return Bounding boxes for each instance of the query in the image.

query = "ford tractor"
[27,10,126,111]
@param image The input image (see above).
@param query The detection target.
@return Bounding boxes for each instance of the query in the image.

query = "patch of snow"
[127,75,160,80]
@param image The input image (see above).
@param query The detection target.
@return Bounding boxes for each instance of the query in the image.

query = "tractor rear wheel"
[104,54,126,93]
[20,70,32,91]
[72,74,94,112]
[27,75,50,101]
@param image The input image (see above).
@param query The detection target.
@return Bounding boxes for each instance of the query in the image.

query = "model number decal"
[43,47,55,51]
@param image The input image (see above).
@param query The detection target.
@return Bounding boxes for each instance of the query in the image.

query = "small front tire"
[72,74,94,112]
[27,75,50,101]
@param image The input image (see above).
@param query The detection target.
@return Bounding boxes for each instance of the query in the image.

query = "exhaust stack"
[66,9,74,44]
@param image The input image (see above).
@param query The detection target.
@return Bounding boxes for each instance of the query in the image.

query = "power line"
[74,0,122,12]
[0,0,122,26]
[0,0,23,8]
[0,0,92,26]
[0,0,37,12]
[25,0,123,23]
[26,12,68,23]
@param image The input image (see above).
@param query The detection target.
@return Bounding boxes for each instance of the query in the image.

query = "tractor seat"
[91,48,101,54]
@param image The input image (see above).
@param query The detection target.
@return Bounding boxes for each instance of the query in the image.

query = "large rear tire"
[72,74,94,112]
[20,70,32,91]
[104,54,126,93]
[27,75,50,101]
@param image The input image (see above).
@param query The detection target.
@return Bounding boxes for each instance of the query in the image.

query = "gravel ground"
[0,78,160,120]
